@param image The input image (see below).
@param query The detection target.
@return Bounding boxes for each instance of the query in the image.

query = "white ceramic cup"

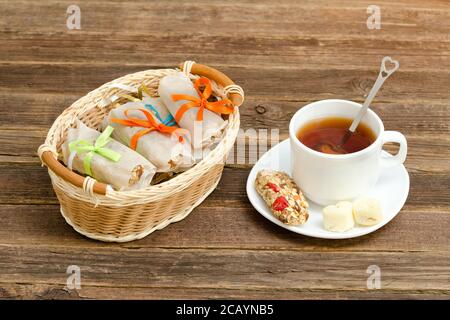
[289,99,407,205]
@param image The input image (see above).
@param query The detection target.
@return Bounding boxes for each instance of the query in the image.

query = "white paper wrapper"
[158,72,228,149]
[141,96,174,124]
[104,97,195,172]
[61,120,156,191]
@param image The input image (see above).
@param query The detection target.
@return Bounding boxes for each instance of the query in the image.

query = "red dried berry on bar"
[255,169,309,225]
[272,196,289,211]
[266,182,280,193]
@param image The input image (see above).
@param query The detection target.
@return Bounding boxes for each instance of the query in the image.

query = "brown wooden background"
[0,0,449,299]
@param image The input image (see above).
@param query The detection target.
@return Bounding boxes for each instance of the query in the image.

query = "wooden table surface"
[1,0,449,299]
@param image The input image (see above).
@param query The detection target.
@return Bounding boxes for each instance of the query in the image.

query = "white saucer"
[246,139,410,239]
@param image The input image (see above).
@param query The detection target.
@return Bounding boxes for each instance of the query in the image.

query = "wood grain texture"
[1,0,449,39]
[0,0,449,299]
[0,245,449,298]
[0,204,449,252]
[2,283,449,300]
[0,165,449,209]
[1,63,449,103]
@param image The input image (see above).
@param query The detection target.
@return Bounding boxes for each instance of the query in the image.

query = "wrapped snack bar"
[115,84,177,127]
[105,97,195,172]
[61,120,156,191]
[158,72,234,149]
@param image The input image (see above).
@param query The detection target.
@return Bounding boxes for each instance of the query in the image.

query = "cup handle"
[380,131,408,168]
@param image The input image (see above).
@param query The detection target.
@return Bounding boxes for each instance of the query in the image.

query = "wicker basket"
[38,62,244,242]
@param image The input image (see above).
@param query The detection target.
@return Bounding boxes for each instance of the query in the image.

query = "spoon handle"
[349,56,400,132]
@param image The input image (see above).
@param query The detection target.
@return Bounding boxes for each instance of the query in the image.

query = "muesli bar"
[255,170,309,225]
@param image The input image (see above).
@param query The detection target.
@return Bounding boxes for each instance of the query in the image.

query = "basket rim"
[39,63,242,204]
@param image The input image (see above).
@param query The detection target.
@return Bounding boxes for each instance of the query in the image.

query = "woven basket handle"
[39,62,243,196]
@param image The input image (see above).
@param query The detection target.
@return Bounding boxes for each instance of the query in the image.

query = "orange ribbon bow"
[110,108,187,150]
[172,77,234,123]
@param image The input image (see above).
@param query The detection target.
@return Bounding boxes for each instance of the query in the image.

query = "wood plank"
[0,63,449,103]
[0,0,449,40]
[0,245,448,295]
[0,129,47,158]
[0,204,449,253]
[238,99,450,138]
[1,93,449,134]
[1,95,448,173]
[1,33,449,72]
[1,282,448,300]
[0,92,76,130]
[0,128,448,175]
[0,163,449,212]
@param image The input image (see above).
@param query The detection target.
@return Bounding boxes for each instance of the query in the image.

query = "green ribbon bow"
[69,126,122,177]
